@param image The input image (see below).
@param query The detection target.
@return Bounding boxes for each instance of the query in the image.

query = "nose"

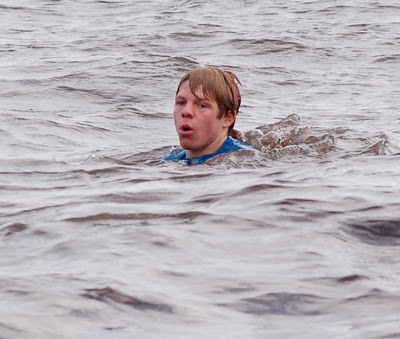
[181,102,194,118]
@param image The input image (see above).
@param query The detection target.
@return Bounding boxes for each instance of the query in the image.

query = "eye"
[175,100,185,106]
[198,102,208,109]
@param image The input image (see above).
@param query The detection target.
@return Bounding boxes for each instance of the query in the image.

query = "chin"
[179,139,195,150]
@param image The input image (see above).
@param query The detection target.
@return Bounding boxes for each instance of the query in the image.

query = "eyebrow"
[176,94,213,103]
[175,95,188,102]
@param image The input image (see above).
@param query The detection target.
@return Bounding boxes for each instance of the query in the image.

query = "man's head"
[174,67,242,158]
[176,67,242,130]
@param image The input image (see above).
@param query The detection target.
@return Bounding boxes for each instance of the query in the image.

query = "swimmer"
[164,67,254,165]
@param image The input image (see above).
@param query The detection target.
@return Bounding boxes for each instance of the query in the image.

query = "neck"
[186,134,228,158]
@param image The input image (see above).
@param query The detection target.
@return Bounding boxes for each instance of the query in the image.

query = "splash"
[242,114,397,160]
[242,114,335,159]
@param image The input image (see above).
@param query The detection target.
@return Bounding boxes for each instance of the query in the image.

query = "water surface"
[1,0,400,338]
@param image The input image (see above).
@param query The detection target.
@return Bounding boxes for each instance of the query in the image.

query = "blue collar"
[164,137,254,165]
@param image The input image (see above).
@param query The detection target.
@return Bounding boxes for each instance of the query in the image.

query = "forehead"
[177,80,214,101]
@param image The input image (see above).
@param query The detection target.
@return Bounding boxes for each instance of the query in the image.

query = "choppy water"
[1,0,400,338]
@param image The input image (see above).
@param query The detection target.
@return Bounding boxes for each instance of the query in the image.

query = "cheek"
[173,111,180,129]
[173,108,179,120]
[206,114,222,129]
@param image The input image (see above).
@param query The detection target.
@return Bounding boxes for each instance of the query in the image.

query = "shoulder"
[164,148,186,161]
[222,137,255,151]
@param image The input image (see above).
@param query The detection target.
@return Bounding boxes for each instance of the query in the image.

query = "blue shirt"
[164,137,254,165]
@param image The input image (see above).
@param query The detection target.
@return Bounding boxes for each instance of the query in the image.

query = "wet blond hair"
[176,67,243,139]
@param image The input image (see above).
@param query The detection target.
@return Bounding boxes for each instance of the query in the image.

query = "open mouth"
[180,123,193,135]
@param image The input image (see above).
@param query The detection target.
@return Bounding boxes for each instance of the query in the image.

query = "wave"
[64,211,208,222]
[242,114,399,160]
[81,287,173,313]
[342,219,400,246]
[220,292,328,316]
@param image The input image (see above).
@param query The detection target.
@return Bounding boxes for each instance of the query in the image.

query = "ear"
[222,110,236,128]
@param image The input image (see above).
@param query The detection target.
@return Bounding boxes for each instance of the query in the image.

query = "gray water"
[1,0,400,338]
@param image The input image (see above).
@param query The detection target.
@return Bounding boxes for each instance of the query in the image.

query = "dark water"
[1,0,400,338]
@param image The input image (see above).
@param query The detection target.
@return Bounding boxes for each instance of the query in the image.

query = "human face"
[174,81,234,158]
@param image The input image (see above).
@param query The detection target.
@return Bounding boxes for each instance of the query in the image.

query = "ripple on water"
[1,223,29,237]
[342,219,400,246]
[220,292,330,316]
[81,287,173,313]
[64,211,209,223]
